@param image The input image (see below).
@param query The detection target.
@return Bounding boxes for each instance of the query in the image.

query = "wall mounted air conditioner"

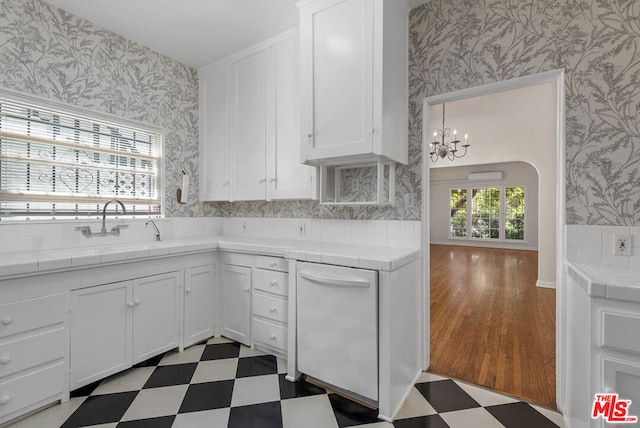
[468,171,503,182]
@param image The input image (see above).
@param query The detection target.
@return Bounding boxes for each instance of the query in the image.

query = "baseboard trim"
[536,279,556,289]
[430,240,538,252]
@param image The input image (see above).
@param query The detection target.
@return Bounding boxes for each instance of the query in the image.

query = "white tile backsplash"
[629,250,640,267]
[0,217,222,255]
[630,227,640,248]
[567,224,635,268]
[221,218,421,249]
[0,216,421,255]
[602,226,630,247]
[576,243,602,264]
[566,225,577,262]
[602,245,629,266]
[575,225,602,245]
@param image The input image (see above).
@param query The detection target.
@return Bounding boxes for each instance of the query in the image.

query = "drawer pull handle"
[270,280,278,287]
[1,317,12,326]
[270,307,277,313]
[270,263,279,268]
[134,299,141,306]
[269,334,276,340]
[0,356,10,365]
[0,395,10,405]
[185,288,192,294]
[244,288,250,293]
[127,301,135,308]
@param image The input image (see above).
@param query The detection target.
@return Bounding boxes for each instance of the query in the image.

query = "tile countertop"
[566,261,640,303]
[0,235,421,279]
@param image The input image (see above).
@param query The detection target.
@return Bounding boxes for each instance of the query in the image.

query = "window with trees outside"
[450,188,467,238]
[449,186,525,241]
[0,91,162,221]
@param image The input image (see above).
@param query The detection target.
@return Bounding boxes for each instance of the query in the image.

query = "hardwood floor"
[429,244,556,408]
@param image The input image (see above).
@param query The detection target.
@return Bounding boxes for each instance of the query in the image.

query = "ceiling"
[44,0,426,70]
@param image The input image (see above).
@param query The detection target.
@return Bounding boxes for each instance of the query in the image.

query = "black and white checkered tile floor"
[9,337,565,428]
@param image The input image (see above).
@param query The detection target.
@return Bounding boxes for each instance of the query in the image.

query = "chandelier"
[429,103,470,162]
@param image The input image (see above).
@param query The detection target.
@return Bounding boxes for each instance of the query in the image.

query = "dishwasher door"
[296,262,378,401]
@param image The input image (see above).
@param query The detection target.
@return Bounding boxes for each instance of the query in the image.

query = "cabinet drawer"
[0,294,65,339]
[252,319,287,352]
[0,328,65,378]
[253,293,288,324]
[218,252,254,267]
[601,311,640,355]
[0,362,65,419]
[253,269,288,297]
[256,256,288,272]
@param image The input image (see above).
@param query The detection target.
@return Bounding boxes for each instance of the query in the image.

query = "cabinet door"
[132,272,181,364]
[600,357,640,427]
[184,265,216,348]
[221,264,251,346]
[70,281,133,390]
[266,33,316,200]
[300,0,374,161]
[199,66,229,201]
[228,50,267,201]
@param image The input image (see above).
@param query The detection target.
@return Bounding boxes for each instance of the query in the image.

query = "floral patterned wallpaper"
[2,0,637,224]
[410,0,640,225]
[0,0,212,217]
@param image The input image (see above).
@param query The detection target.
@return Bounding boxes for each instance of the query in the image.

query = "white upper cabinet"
[298,0,409,165]
[266,34,316,200]
[199,29,316,202]
[228,50,267,201]
[199,66,229,201]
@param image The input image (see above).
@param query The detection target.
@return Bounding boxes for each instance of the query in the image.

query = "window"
[450,188,467,238]
[505,186,525,240]
[0,92,162,220]
[471,187,500,239]
[449,185,525,241]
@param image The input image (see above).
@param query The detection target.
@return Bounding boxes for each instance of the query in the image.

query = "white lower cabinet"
[183,264,216,348]
[252,259,288,358]
[220,264,252,346]
[566,269,640,428]
[70,272,181,390]
[132,273,181,363]
[601,357,640,413]
[219,253,289,356]
[70,281,132,390]
[0,293,67,424]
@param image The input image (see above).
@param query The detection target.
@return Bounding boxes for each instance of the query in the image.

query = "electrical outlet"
[298,223,306,237]
[614,234,632,255]
[404,193,415,208]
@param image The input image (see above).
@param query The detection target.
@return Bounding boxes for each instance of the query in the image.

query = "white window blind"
[0,93,162,220]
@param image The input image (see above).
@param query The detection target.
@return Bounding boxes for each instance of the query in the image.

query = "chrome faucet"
[75,199,128,238]
[102,200,126,233]
[145,220,161,241]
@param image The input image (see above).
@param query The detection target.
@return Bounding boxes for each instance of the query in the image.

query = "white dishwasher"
[296,262,378,402]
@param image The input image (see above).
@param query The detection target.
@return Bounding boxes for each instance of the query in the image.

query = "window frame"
[448,184,527,243]
[449,188,468,239]
[0,88,165,222]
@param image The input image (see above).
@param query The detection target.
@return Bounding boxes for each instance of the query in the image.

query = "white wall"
[428,81,557,287]
[430,161,539,250]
